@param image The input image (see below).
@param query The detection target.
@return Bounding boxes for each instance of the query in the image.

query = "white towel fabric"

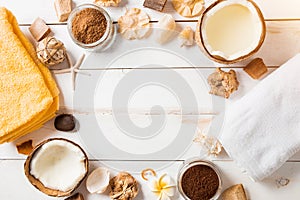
[219,54,300,181]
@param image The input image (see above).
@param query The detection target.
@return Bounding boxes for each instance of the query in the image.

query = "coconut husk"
[221,184,247,200]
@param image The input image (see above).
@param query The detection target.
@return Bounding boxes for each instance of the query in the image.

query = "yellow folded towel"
[0,7,59,143]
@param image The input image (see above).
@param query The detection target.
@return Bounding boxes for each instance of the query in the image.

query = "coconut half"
[24,138,89,197]
[195,0,266,64]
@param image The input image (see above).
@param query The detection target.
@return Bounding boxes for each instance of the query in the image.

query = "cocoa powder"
[181,165,219,200]
[72,8,107,44]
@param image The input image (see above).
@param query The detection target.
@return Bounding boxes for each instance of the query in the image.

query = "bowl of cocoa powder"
[178,159,222,200]
[67,4,114,51]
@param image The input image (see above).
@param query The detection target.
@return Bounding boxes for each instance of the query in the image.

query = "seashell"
[118,8,151,40]
[86,167,110,194]
[194,132,223,156]
[156,14,176,44]
[172,0,204,17]
[178,26,194,46]
[94,0,122,7]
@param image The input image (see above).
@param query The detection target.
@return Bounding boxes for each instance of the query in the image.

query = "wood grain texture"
[19,20,300,69]
[1,0,300,199]
[0,160,299,199]
[1,0,300,23]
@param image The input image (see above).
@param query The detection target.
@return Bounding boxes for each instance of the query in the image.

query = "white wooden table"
[1,0,300,199]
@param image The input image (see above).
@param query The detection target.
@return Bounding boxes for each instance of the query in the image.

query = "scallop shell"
[156,14,176,44]
[94,0,121,7]
[86,167,110,194]
[118,8,151,40]
[172,0,204,17]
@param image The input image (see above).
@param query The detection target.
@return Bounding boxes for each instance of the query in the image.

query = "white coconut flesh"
[30,140,86,192]
[201,0,263,61]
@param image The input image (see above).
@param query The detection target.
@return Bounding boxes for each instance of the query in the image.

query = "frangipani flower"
[149,174,176,200]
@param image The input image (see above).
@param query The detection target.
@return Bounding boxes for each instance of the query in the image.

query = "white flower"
[148,174,176,200]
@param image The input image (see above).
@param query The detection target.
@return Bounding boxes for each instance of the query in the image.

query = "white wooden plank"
[0,115,214,160]
[38,22,300,69]
[249,21,300,67]
[1,160,300,199]
[53,67,259,115]
[74,69,213,113]
[216,161,300,199]
[0,159,184,200]
[3,62,300,161]
[5,109,300,161]
[1,1,300,199]
[36,20,300,112]
[256,0,300,20]
[2,0,300,24]
[20,21,300,68]
[72,68,275,112]
[0,0,206,23]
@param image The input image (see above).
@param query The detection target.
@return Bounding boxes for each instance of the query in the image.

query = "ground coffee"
[72,8,107,44]
[181,164,219,200]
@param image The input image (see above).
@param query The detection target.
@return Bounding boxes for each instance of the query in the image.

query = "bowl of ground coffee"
[178,159,222,200]
[67,4,114,51]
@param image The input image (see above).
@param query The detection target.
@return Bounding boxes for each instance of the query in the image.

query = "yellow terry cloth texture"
[0,7,59,143]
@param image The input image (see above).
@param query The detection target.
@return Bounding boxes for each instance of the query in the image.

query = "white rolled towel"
[219,54,300,181]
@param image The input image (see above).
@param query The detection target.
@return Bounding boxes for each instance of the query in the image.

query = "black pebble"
[54,114,76,132]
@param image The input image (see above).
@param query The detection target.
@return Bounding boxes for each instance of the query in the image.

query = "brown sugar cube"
[54,0,72,22]
[143,0,167,12]
[16,140,34,155]
[29,18,51,41]
[65,193,84,200]
[244,58,268,79]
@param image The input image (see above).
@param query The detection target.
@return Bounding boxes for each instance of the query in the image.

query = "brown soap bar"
[143,0,167,12]
[65,193,84,200]
[54,0,72,22]
[244,58,268,79]
[29,18,51,41]
[16,140,33,155]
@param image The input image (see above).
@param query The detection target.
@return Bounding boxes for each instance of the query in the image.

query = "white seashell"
[178,26,194,46]
[156,14,176,44]
[193,133,222,156]
[86,167,110,194]
[118,8,151,40]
